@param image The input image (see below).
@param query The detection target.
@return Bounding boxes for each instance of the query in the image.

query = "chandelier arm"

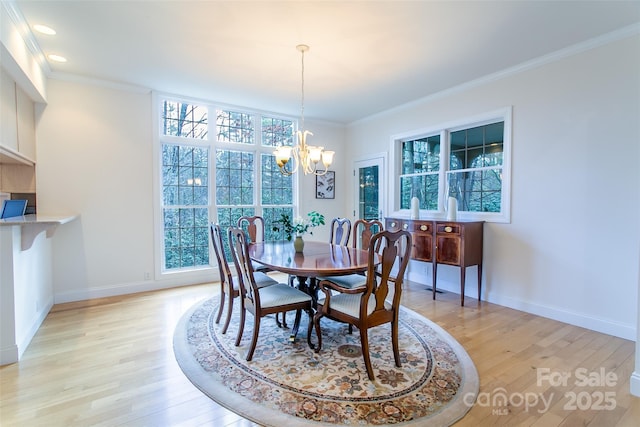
[290,144,301,175]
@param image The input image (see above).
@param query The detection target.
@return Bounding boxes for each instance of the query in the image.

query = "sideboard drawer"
[436,223,461,235]
[407,221,432,233]
[385,218,402,231]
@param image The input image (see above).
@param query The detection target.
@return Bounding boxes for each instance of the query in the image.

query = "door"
[353,155,385,221]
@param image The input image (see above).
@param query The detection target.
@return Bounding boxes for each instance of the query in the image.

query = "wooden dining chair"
[329,217,351,246]
[318,219,384,290]
[209,223,277,334]
[309,216,352,293]
[228,227,314,361]
[237,215,273,273]
[312,229,412,381]
[238,215,289,327]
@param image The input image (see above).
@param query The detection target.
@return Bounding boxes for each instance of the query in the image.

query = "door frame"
[353,153,387,221]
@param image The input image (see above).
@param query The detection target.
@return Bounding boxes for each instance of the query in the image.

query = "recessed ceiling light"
[47,54,67,63]
[33,24,56,35]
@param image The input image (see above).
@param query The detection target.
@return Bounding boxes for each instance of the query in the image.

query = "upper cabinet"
[15,83,36,160]
[0,69,36,165]
[1,69,18,152]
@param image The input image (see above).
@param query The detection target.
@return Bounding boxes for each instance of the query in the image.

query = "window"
[399,135,440,210]
[449,122,504,213]
[163,100,208,139]
[392,108,511,223]
[157,97,296,272]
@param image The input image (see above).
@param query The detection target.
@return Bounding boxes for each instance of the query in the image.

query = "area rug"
[174,298,478,426]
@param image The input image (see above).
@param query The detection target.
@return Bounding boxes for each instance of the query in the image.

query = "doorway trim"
[353,152,387,221]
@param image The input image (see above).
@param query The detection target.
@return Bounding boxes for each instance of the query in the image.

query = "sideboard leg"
[460,266,466,306]
[477,263,482,303]
[432,262,437,300]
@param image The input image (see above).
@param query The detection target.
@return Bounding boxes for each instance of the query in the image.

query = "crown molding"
[351,23,640,127]
[2,0,51,75]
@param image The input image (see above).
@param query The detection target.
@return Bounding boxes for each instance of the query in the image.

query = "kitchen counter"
[0,214,78,250]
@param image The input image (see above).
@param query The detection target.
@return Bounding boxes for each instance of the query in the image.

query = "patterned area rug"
[174,298,478,426]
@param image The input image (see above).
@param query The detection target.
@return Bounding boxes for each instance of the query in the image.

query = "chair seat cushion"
[318,293,391,318]
[252,260,272,272]
[258,283,312,308]
[317,274,366,289]
[231,272,277,291]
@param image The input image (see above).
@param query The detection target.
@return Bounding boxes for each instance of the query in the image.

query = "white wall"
[294,119,348,238]
[35,80,345,302]
[344,34,640,340]
[36,81,164,302]
[633,251,640,395]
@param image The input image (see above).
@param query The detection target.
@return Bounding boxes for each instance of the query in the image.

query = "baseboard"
[631,371,640,397]
[0,344,18,365]
[406,271,635,341]
[54,269,218,304]
[485,294,635,341]
[17,297,54,359]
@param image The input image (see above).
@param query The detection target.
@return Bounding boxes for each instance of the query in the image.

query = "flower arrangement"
[272,211,325,241]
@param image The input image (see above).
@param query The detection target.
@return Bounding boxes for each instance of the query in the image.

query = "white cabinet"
[15,84,35,160]
[0,69,36,165]
[1,69,18,152]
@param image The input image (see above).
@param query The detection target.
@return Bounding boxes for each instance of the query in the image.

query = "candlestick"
[411,197,419,219]
[447,196,457,221]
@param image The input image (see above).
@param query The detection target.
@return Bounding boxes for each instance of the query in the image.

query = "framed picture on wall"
[316,171,335,199]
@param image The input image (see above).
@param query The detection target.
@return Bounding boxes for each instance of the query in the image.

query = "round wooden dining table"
[248,240,372,292]
[248,240,374,343]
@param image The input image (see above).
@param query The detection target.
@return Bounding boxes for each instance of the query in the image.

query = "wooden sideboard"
[385,218,484,306]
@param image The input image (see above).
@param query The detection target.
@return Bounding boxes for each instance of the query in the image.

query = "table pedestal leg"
[289,276,316,346]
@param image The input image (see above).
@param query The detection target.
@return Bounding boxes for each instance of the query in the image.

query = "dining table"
[248,240,375,342]
[248,240,373,294]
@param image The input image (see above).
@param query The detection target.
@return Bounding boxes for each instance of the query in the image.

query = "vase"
[293,235,304,253]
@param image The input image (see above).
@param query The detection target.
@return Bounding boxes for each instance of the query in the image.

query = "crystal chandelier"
[273,45,335,176]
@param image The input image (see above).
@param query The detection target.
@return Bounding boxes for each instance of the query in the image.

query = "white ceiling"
[13,1,640,124]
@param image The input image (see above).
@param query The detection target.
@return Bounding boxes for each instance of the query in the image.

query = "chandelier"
[273,45,335,176]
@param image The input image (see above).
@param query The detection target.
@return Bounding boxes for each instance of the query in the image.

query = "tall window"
[393,108,511,223]
[161,102,210,270]
[214,111,294,243]
[158,97,296,272]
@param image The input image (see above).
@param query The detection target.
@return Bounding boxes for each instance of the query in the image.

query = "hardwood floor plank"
[0,278,637,427]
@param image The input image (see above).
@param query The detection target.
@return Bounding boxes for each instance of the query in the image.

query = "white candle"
[447,196,457,221]
[411,197,419,219]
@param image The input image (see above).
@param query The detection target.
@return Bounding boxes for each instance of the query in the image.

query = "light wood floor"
[1,274,638,426]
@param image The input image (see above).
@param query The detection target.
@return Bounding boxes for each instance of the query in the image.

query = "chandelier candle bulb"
[411,197,420,219]
[447,196,458,221]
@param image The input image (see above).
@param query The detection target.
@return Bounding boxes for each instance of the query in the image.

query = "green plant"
[272,211,325,241]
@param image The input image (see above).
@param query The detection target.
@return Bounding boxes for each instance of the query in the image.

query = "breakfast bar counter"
[0,214,78,365]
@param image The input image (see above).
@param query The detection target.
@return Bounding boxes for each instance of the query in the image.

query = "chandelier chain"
[300,46,305,130]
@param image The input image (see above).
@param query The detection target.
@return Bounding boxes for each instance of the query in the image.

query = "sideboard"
[385,218,484,306]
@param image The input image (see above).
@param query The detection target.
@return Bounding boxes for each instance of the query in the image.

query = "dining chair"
[318,219,384,290]
[238,215,290,327]
[209,223,277,334]
[310,216,352,291]
[237,215,272,273]
[228,227,314,361]
[329,217,352,246]
[312,228,412,381]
